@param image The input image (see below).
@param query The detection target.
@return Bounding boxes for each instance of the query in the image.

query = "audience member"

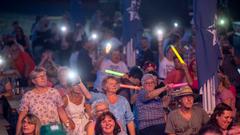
[86,100,110,135]
[76,40,96,83]
[94,49,128,92]
[206,103,240,135]
[14,26,31,54]
[95,111,121,135]
[21,114,41,135]
[165,86,209,135]
[63,77,91,135]
[217,73,236,117]
[16,67,74,135]
[137,37,154,67]
[136,74,170,135]
[90,76,135,135]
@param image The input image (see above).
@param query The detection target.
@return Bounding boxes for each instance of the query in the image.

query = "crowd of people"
[0,9,240,135]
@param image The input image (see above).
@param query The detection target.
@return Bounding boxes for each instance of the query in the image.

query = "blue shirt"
[89,92,134,134]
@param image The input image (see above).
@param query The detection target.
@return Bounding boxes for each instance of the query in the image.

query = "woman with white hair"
[86,100,110,135]
[136,73,170,135]
[63,77,91,135]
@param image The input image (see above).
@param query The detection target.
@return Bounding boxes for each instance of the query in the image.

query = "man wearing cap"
[165,86,209,135]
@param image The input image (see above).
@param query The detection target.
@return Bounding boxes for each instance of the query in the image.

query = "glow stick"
[105,70,124,77]
[170,82,188,89]
[170,45,185,64]
[119,84,141,90]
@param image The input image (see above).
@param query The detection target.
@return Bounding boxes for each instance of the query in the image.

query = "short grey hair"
[141,73,156,85]
[91,99,109,116]
[29,67,46,80]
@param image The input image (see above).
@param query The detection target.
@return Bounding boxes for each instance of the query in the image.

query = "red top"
[13,51,35,77]
[229,85,237,97]
[164,69,185,84]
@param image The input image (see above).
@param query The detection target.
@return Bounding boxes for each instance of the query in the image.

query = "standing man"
[165,86,209,135]
[137,37,154,67]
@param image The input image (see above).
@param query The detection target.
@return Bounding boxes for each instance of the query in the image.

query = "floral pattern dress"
[19,88,64,125]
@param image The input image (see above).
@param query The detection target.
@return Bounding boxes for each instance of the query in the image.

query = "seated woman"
[95,111,121,135]
[164,56,186,84]
[86,100,110,135]
[206,103,240,135]
[21,114,41,135]
[217,73,236,117]
[89,76,135,135]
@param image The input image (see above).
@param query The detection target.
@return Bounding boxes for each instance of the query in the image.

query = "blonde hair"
[101,76,119,92]
[22,114,41,135]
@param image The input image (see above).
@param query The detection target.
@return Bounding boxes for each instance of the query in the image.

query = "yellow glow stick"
[170,45,185,64]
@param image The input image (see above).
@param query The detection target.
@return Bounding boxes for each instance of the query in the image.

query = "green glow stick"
[105,70,124,77]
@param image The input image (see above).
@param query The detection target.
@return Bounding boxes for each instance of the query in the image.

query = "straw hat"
[173,85,194,98]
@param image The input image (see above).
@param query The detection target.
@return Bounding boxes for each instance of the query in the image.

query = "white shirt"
[94,59,128,92]
[158,57,175,79]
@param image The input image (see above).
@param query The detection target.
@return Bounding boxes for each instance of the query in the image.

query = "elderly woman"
[16,67,75,135]
[217,73,236,117]
[63,73,91,135]
[86,100,110,135]
[136,74,170,135]
[89,76,135,135]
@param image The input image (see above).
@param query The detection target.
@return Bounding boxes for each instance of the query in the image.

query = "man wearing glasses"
[136,73,170,135]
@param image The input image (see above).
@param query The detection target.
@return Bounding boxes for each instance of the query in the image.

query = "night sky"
[0,0,239,28]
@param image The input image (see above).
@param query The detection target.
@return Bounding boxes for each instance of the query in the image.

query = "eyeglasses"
[96,108,109,114]
[144,81,155,85]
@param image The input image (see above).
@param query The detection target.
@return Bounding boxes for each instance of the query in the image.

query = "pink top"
[191,79,199,90]
[218,88,236,116]
[229,85,237,97]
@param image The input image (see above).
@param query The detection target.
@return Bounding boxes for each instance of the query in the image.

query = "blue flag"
[122,0,143,48]
[193,0,220,88]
